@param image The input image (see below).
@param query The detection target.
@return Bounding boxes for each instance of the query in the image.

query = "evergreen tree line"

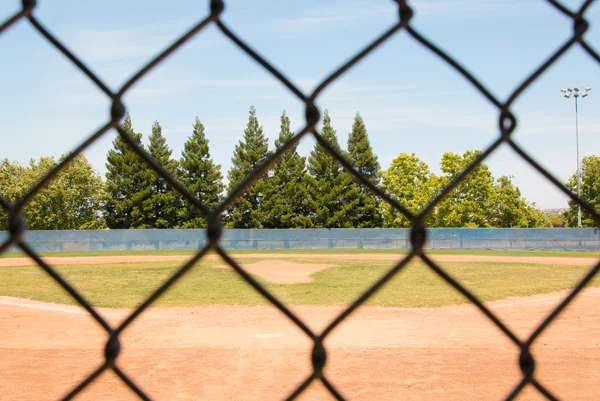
[7,105,597,230]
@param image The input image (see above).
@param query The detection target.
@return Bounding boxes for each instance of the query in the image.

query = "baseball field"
[1,249,599,400]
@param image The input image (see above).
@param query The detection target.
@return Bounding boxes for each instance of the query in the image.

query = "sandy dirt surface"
[0,253,597,267]
[1,288,600,400]
[212,260,336,284]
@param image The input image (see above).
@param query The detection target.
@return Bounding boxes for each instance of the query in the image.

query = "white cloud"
[99,77,422,103]
[58,92,108,106]
[172,78,279,88]
[517,122,600,137]
[73,23,176,61]
[267,2,396,34]
[267,0,548,34]
[331,82,416,94]
[55,72,438,106]
[70,20,224,62]
[352,106,496,133]
[55,78,286,107]
[415,0,549,18]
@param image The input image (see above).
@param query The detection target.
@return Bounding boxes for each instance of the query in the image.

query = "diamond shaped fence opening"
[1,1,600,400]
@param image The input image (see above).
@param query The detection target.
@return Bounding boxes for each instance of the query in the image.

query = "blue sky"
[1,0,599,209]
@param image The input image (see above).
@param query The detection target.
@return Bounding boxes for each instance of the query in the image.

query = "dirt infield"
[1,288,599,400]
[2,253,599,399]
[0,253,597,267]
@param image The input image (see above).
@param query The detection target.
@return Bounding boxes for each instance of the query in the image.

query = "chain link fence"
[1,1,599,400]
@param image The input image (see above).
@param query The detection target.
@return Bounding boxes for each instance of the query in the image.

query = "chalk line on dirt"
[0,298,86,315]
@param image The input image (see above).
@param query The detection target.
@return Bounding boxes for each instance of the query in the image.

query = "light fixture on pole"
[561,87,591,228]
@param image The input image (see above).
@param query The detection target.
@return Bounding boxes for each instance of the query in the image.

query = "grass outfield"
[1,248,599,258]
[1,257,598,308]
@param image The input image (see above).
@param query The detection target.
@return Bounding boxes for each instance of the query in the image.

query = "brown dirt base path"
[0,253,597,267]
[1,289,600,400]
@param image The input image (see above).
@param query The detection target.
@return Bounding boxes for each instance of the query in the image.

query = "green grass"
[1,248,598,258]
[1,257,598,308]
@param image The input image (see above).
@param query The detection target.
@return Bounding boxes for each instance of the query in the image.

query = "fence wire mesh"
[1,0,600,400]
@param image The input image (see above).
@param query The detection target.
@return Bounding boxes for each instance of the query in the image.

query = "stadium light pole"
[561,87,591,228]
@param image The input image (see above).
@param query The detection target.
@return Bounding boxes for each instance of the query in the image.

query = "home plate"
[251,333,283,339]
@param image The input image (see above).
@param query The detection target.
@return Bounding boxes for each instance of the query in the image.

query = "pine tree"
[307,110,357,228]
[346,112,382,227]
[261,111,312,228]
[104,114,153,229]
[226,106,272,228]
[179,117,224,228]
[348,112,381,184]
[143,121,180,228]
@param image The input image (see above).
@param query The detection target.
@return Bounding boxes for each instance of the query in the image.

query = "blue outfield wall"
[1,228,600,252]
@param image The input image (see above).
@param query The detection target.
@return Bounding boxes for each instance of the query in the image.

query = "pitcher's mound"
[213,260,336,284]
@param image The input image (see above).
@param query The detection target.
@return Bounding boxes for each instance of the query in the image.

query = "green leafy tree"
[489,176,550,228]
[104,114,153,229]
[548,213,566,228]
[261,111,312,228]
[179,117,224,228]
[307,110,357,228]
[346,112,382,227]
[143,121,180,228]
[20,157,58,229]
[0,158,27,230]
[53,154,106,230]
[226,106,272,228]
[565,155,600,227]
[433,150,495,228]
[381,153,436,227]
[431,152,550,228]
[489,176,524,227]
[526,206,551,228]
[0,155,105,230]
